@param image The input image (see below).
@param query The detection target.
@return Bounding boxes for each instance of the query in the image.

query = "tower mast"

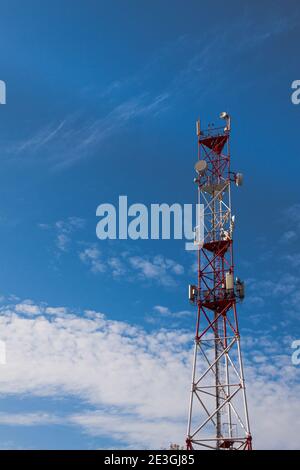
[186,113,252,450]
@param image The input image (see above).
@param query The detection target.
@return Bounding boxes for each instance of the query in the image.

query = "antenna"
[220,111,231,132]
[186,113,252,451]
[194,160,207,174]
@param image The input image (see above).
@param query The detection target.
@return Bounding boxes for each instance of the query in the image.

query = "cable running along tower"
[186,113,252,450]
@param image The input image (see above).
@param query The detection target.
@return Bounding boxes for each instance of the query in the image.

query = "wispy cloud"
[78,244,184,287]
[127,254,184,287]
[14,120,67,154]
[0,412,63,427]
[39,216,85,253]
[8,92,169,170]
[153,305,192,318]
[79,245,106,274]
[5,11,298,172]
[280,230,297,244]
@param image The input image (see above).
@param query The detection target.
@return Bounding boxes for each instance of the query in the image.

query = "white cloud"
[54,217,85,252]
[0,298,299,449]
[107,257,126,277]
[78,248,183,287]
[283,253,300,267]
[153,305,191,318]
[15,303,41,316]
[128,255,184,287]
[0,412,62,427]
[285,203,300,225]
[45,307,68,316]
[8,93,169,170]
[39,216,85,253]
[56,233,70,252]
[154,305,169,315]
[0,299,190,448]
[70,411,182,449]
[280,230,297,244]
[79,245,106,273]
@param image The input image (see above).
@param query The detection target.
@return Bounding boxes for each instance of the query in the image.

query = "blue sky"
[0,0,299,449]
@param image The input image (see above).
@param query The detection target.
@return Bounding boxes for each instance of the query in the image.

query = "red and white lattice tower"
[186,113,252,450]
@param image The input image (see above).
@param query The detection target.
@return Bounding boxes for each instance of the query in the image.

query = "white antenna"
[194,160,207,174]
[220,111,231,132]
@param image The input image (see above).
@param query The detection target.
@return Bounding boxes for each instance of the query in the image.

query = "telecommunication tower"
[186,113,252,450]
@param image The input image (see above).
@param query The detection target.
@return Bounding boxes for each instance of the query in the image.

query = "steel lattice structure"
[186,113,252,451]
